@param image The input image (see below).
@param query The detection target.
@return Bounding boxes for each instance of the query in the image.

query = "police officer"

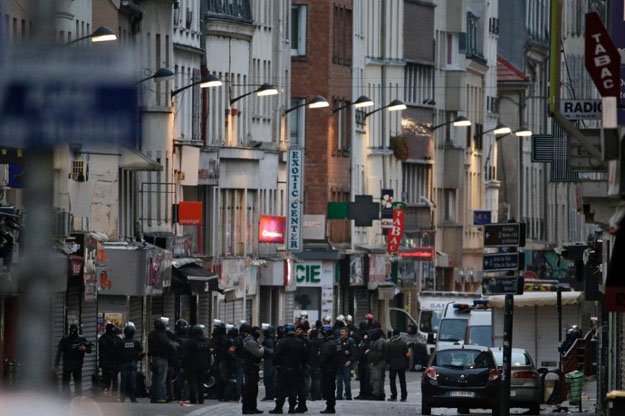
[55,324,93,396]
[240,324,265,414]
[212,320,229,401]
[319,325,339,414]
[335,326,357,400]
[148,318,176,403]
[172,319,189,401]
[99,322,122,397]
[224,325,241,401]
[307,328,322,401]
[295,324,311,413]
[269,323,308,414]
[261,324,277,401]
[353,323,371,400]
[183,325,212,404]
[367,328,387,400]
[119,323,144,402]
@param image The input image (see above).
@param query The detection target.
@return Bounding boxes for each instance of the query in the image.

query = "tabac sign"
[585,12,620,99]
[287,149,303,251]
[387,207,405,254]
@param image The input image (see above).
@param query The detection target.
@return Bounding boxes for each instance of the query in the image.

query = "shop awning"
[487,291,583,308]
[172,260,222,294]
[120,148,162,171]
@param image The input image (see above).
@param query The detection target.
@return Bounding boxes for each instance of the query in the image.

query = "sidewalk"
[541,376,599,416]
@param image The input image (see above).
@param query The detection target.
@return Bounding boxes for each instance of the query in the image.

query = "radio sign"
[585,12,621,99]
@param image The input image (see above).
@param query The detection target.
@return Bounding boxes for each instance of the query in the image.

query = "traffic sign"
[483,253,521,272]
[482,275,524,296]
[0,46,139,149]
[483,223,526,247]
[473,210,492,225]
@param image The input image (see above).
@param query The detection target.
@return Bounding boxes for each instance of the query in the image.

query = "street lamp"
[431,115,472,131]
[230,83,279,105]
[331,95,374,115]
[284,95,329,115]
[514,124,533,137]
[171,73,222,98]
[363,99,407,119]
[137,67,175,85]
[66,26,117,44]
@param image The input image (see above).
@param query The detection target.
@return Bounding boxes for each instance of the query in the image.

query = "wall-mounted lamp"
[482,123,512,136]
[230,83,279,105]
[171,73,222,98]
[66,26,117,45]
[331,95,374,115]
[137,67,175,85]
[431,116,472,131]
[514,124,533,137]
[284,95,329,115]
[363,99,407,119]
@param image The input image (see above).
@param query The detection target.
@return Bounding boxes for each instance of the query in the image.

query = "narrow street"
[1,371,599,416]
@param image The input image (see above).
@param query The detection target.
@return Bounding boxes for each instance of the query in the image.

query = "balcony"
[206,0,253,23]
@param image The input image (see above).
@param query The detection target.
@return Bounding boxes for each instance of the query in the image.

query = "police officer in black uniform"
[295,324,311,413]
[172,319,189,401]
[212,321,229,401]
[261,324,277,401]
[119,323,144,402]
[99,322,122,396]
[183,325,212,404]
[240,324,265,414]
[319,325,340,414]
[55,324,93,396]
[269,323,308,414]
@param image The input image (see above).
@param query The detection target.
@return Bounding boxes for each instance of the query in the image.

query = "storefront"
[213,258,257,325]
[289,260,334,324]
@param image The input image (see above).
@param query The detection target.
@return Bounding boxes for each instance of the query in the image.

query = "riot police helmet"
[124,324,136,337]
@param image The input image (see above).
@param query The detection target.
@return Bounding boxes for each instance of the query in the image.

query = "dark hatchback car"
[421,344,501,415]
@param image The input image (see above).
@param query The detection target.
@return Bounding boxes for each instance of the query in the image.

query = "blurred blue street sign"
[0,46,138,149]
[473,210,492,225]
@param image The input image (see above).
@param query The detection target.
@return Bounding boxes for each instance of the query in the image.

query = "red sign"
[178,201,203,225]
[399,247,434,261]
[585,12,621,98]
[386,209,405,254]
[259,215,286,244]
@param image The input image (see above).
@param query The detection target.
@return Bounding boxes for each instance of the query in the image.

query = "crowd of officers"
[54,312,410,415]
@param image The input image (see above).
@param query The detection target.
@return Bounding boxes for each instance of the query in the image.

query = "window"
[443,189,456,222]
[289,98,306,148]
[446,33,453,65]
[466,12,482,58]
[335,99,350,152]
[332,5,352,65]
[488,17,499,35]
[473,123,483,151]
[405,63,434,106]
[291,4,307,56]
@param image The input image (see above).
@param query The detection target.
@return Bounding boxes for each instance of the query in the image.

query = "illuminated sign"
[386,208,405,254]
[178,201,203,225]
[259,215,286,244]
[287,149,303,251]
[399,247,434,261]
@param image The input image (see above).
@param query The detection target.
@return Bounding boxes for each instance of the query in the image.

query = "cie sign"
[295,264,322,285]
[585,12,621,98]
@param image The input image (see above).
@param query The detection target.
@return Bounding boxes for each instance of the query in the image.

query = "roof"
[497,55,530,83]
[487,291,583,308]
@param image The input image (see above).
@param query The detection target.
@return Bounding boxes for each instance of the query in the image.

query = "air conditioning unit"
[69,159,89,182]
[53,210,72,237]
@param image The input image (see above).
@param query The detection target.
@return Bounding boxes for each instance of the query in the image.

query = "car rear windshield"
[492,351,532,367]
[434,349,494,369]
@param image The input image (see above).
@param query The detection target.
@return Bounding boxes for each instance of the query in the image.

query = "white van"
[463,307,493,347]
[434,301,473,350]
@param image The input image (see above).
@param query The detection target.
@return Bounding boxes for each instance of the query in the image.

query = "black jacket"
[319,337,340,373]
[55,334,92,368]
[385,335,408,370]
[241,334,264,367]
[273,335,308,370]
[120,337,143,364]
[262,336,276,365]
[182,335,212,370]
[337,336,358,367]
[98,331,122,368]
[148,328,176,359]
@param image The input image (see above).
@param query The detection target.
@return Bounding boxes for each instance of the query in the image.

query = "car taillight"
[488,368,500,381]
[425,367,438,380]
[513,371,538,379]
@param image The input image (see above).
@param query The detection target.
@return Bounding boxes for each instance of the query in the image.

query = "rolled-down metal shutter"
[51,291,66,389]
[163,292,175,322]
[81,298,98,393]
[128,296,145,372]
[197,293,210,328]
[354,288,369,323]
[283,292,295,325]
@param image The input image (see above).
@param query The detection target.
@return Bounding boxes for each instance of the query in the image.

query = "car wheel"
[529,403,540,414]
[421,400,431,415]
[458,407,470,414]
